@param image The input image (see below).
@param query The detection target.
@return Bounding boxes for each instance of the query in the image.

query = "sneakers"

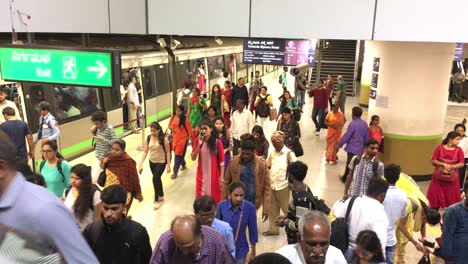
[315,131,320,136]
[170,174,177,179]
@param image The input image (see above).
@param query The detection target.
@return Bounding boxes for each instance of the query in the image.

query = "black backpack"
[353,156,380,177]
[256,94,271,118]
[330,196,358,253]
[40,159,65,182]
[64,184,101,210]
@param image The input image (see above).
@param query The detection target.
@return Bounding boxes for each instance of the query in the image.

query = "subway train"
[0,36,280,162]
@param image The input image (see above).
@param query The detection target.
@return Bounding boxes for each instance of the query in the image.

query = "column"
[358,41,376,107]
[367,41,455,178]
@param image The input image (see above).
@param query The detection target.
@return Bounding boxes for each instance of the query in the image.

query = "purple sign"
[243,38,316,66]
[455,43,464,62]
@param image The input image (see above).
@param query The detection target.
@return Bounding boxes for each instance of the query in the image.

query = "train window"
[53,86,102,121]
[175,61,189,88]
[142,67,156,99]
[207,56,224,80]
[155,64,170,95]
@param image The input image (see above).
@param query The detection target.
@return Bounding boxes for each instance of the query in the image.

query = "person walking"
[278,91,298,117]
[325,105,346,164]
[191,120,225,204]
[309,81,329,136]
[215,117,232,176]
[427,131,464,209]
[222,80,233,128]
[249,80,260,115]
[279,66,288,91]
[231,77,249,112]
[252,125,269,160]
[127,76,140,134]
[231,100,255,156]
[83,185,152,264]
[254,86,273,135]
[139,122,171,210]
[347,230,387,264]
[168,105,192,179]
[338,106,369,183]
[264,131,297,237]
[454,123,468,191]
[0,107,34,162]
[335,75,347,114]
[188,87,208,140]
[63,164,102,230]
[277,108,301,153]
[101,139,143,213]
[211,84,223,115]
[0,87,21,123]
[325,73,335,109]
[40,141,71,197]
[369,115,384,153]
[217,181,258,264]
[90,111,116,182]
[35,101,60,145]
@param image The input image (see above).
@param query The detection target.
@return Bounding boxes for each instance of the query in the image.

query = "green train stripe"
[383,133,443,141]
[61,107,172,157]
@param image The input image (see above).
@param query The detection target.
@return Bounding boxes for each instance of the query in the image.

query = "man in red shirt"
[309,80,329,136]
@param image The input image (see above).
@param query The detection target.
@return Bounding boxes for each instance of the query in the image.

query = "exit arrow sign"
[0,46,114,87]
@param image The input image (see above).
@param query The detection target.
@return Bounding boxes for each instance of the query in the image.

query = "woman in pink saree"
[325,105,345,164]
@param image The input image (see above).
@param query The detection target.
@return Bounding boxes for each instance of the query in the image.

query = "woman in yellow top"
[254,86,273,136]
[325,105,345,164]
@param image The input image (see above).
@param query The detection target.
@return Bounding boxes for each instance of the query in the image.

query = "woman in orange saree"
[325,105,346,164]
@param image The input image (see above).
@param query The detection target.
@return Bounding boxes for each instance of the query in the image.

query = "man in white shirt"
[265,131,297,236]
[0,88,21,124]
[383,164,408,264]
[276,211,347,264]
[333,177,389,259]
[217,71,229,87]
[231,99,255,155]
[126,77,140,134]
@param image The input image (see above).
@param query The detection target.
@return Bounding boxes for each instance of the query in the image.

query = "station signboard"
[243,38,316,66]
[0,46,120,87]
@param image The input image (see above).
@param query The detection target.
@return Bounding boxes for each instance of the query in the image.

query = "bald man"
[276,211,346,264]
[150,215,234,264]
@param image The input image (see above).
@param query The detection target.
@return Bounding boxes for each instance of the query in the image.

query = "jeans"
[235,258,246,264]
[386,245,396,264]
[295,89,305,110]
[149,162,166,201]
[342,152,355,181]
[312,108,325,132]
[173,142,188,176]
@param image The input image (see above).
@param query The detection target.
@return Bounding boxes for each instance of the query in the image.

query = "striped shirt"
[348,155,384,196]
[94,124,116,160]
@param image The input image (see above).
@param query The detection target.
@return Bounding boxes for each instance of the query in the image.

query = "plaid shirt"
[348,155,384,196]
[150,226,235,264]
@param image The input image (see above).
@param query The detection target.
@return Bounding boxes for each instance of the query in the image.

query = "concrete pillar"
[358,41,376,107]
[367,41,455,179]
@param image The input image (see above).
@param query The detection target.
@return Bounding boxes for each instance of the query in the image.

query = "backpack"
[147,135,169,163]
[256,94,271,118]
[330,196,358,253]
[353,156,380,178]
[64,184,101,210]
[40,159,65,182]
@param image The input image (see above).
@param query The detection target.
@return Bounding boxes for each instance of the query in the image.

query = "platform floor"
[70,71,463,262]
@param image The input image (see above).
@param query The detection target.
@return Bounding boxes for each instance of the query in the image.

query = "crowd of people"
[0,69,467,264]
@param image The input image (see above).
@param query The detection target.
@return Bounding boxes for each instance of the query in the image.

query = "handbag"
[97,168,106,187]
[293,139,304,157]
[269,107,278,121]
[434,167,457,182]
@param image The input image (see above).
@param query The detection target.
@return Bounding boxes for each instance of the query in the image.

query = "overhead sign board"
[0,46,118,87]
[243,38,316,66]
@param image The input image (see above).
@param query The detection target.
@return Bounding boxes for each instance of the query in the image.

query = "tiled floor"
[71,71,465,262]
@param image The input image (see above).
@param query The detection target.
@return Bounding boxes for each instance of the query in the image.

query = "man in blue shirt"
[35,101,60,145]
[441,181,468,263]
[0,131,98,264]
[193,195,236,258]
[0,107,34,161]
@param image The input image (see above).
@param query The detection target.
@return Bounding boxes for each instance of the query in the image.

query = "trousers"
[269,187,290,233]
[342,152,355,181]
[312,108,325,132]
[173,142,188,176]
[150,162,166,201]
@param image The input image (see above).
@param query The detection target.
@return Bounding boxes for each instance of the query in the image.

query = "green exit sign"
[0,46,116,87]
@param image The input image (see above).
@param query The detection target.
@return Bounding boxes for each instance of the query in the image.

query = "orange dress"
[325,111,345,162]
[169,116,192,156]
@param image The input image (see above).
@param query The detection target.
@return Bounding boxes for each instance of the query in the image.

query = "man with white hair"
[334,75,346,114]
[276,211,346,264]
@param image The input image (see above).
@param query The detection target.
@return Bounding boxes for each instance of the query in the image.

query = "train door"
[175,61,189,89]
[154,64,171,119]
[141,66,156,125]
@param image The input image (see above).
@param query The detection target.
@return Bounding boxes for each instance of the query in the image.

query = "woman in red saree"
[325,105,345,164]
[191,120,225,204]
[222,80,233,129]
[427,131,464,209]
[101,139,142,213]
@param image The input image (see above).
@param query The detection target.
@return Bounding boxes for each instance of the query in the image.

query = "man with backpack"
[83,185,152,264]
[254,86,273,135]
[332,178,389,260]
[343,139,384,199]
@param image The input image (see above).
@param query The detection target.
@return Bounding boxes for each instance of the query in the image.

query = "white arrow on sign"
[87,61,107,78]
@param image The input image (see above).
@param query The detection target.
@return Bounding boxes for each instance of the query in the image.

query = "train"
[0,36,281,162]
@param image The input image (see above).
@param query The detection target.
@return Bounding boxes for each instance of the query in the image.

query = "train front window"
[53,86,102,121]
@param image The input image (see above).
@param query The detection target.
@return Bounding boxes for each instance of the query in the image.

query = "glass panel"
[53,86,101,121]
[142,67,155,98]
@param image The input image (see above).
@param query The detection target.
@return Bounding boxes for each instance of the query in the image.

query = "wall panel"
[109,0,146,34]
